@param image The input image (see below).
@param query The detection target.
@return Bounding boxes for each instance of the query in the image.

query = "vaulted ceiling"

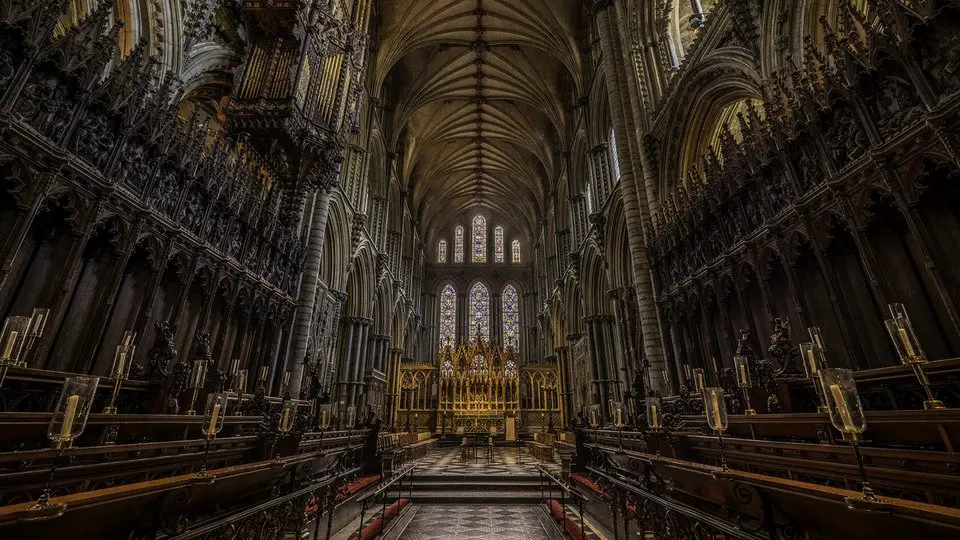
[371,0,586,248]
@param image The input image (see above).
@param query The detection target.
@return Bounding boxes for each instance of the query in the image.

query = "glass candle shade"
[119,330,136,352]
[682,364,692,382]
[586,404,600,428]
[109,344,134,380]
[258,366,269,382]
[281,371,291,392]
[808,326,826,351]
[646,396,662,431]
[47,376,100,447]
[279,400,296,433]
[608,400,625,428]
[28,308,50,338]
[0,316,31,366]
[734,355,752,388]
[884,316,926,364]
[228,358,240,377]
[234,369,248,394]
[693,368,705,393]
[799,342,825,379]
[818,368,866,437]
[203,393,229,438]
[317,403,332,430]
[190,359,207,389]
[702,387,728,433]
[346,405,357,428]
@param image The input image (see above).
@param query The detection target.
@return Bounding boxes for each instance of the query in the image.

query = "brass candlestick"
[22,308,49,367]
[31,376,100,514]
[884,303,945,410]
[0,316,30,386]
[800,342,829,414]
[186,360,208,415]
[104,331,136,414]
[608,399,625,453]
[703,387,729,472]
[733,354,756,415]
[198,393,228,477]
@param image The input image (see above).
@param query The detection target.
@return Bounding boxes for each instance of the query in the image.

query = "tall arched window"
[438,284,457,349]
[454,225,464,263]
[494,226,504,262]
[437,239,447,263]
[511,239,521,263]
[468,282,490,341]
[502,285,519,350]
[472,214,486,262]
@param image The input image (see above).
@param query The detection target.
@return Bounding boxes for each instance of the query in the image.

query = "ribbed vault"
[373,0,584,248]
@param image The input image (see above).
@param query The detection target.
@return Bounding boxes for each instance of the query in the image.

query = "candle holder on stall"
[682,364,692,388]
[316,402,332,449]
[884,303,945,410]
[586,403,600,447]
[808,326,827,352]
[608,399,625,453]
[232,369,248,413]
[272,399,296,462]
[703,387,730,473]
[103,331,136,414]
[647,396,662,457]
[280,371,292,397]
[733,354,756,415]
[22,308,50,367]
[198,392,228,477]
[30,376,100,514]
[346,405,357,430]
[800,342,829,413]
[227,358,240,391]
[692,368,705,393]
[0,316,30,387]
[257,366,269,392]
[818,368,882,505]
[185,359,208,415]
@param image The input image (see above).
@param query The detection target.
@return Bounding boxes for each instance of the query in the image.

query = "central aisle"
[398,505,550,539]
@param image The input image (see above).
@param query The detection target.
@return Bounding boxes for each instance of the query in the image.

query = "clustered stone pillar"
[386,346,404,428]
[554,345,575,425]
[594,0,668,394]
[335,316,373,418]
[287,185,337,397]
[585,314,622,419]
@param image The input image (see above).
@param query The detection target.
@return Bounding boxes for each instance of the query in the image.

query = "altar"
[437,335,519,432]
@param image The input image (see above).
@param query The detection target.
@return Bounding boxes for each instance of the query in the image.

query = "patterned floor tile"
[400,505,550,539]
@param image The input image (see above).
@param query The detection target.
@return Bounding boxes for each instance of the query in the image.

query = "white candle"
[320,410,328,428]
[31,313,46,335]
[898,327,916,358]
[115,351,127,378]
[710,392,722,431]
[207,403,221,437]
[2,331,18,362]
[739,363,749,386]
[829,384,856,432]
[122,332,133,350]
[814,333,824,349]
[695,371,704,391]
[650,404,659,430]
[805,349,818,375]
[60,394,80,440]
[615,407,622,427]
[281,408,291,431]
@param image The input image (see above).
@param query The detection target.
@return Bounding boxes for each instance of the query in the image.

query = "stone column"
[287,182,337,398]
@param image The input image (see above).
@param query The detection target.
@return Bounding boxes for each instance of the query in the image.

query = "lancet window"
[494,226,504,262]
[438,284,457,349]
[502,285,519,350]
[468,282,490,341]
[512,239,521,263]
[437,239,447,263]
[473,214,486,262]
[454,225,464,263]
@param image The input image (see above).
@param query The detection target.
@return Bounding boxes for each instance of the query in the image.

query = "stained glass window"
[468,282,489,342]
[438,284,457,349]
[502,285,519,351]
[494,226,504,262]
[511,239,521,263]
[438,239,447,263]
[472,214,486,262]
[454,225,464,263]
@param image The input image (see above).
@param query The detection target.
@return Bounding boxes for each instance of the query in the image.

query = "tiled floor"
[399,505,550,539]
[416,446,546,476]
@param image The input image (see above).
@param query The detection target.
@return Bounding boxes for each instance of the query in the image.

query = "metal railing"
[536,464,588,539]
[348,462,418,539]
